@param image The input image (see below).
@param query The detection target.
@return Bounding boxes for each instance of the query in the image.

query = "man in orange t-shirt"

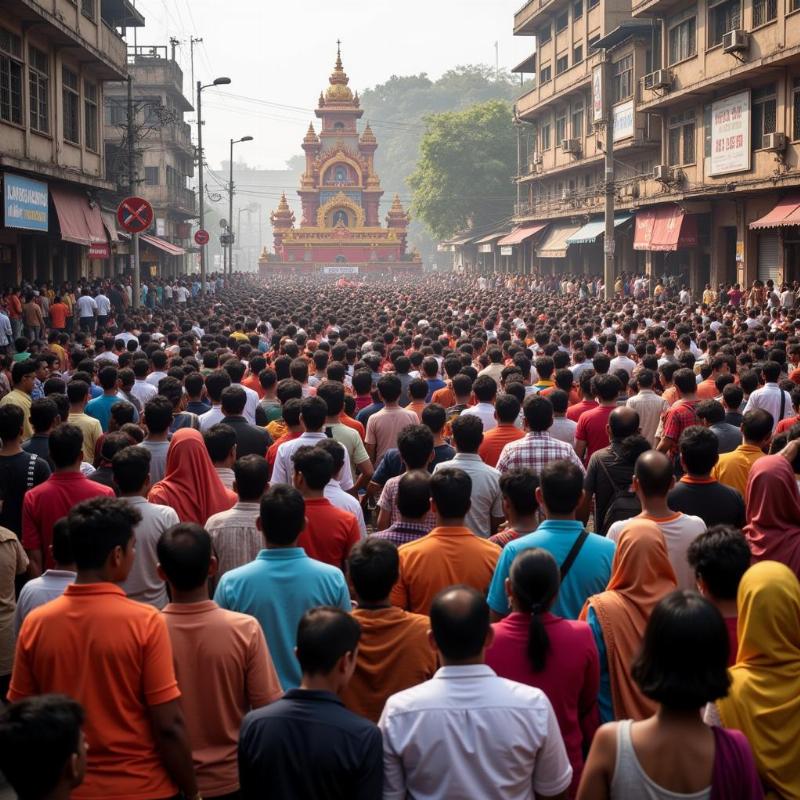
[293,445,360,570]
[478,395,525,467]
[696,356,730,400]
[10,497,198,800]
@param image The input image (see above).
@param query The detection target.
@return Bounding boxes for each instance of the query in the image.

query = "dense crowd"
[0,271,798,800]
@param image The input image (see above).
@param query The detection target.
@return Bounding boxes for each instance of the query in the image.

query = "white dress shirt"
[626,389,669,446]
[272,432,354,490]
[324,479,367,538]
[743,382,794,432]
[199,404,225,431]
[131,379,157,407]
[379,664,572,800]
[459,402,497,433]
[235,382,260,425]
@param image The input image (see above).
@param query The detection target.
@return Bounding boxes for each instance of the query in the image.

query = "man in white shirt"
[609,341,636,377]
[223,362,259,425]
[94,290,111,327]
[742,360,793,432]
[379,586,572,800]
[459,375,498,433]
[145,350,168,388]
[175,284,189,304]
[626,368,669,446]
[75,289,97,333]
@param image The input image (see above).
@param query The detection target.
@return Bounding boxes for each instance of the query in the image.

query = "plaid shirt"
[371,521,430,547]
[495,431,586,475]
[662,400,699,449]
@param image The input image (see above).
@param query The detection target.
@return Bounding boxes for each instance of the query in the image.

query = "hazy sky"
[132,0,530,182]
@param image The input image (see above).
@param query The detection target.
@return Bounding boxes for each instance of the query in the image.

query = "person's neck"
[436,516,465,527]
[69,405,85,415]
[383,401,399,408]
[439,654,484,667]
[356,596,392,610]
[119,489,146,499]
[655,705,703,726]
[326,416,339,424]
[103,389,116,397]
[302,488,325,500]
[74,568,114,584]
[0,441,22,456]
[544,511,576,521]
[688,471,712,481]
[679,393,697,402]
[169,584,209,604]
[640,496,673,517]
[146,431,169,442]
[508,513,538,532]
[300,673,341,693]
[599,399,617,407]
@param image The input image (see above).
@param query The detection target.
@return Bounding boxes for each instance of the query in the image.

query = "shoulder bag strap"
[596,455,621,494]
[560,528,590,581]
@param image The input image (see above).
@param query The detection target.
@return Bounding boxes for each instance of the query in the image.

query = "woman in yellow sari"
[717,561,800,799]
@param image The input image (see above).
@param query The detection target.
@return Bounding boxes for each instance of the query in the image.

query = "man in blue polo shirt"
[214,484,350,689]
[488,459,615,621]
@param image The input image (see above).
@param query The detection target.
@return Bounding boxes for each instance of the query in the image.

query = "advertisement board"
[322,265,359,274]
[613,100,635,142]
[592,64,605,124]
[4,174,48,231]
[710,91,750,176]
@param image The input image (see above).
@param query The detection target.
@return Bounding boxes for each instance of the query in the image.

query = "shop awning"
[566,215,632,245]
[50,185,106,247]
[749,195,800,229]
[140,234,186,256]
[101,210,122,242]
[474,231,509,244]
[633,205,698,251]
[536,223,582,258]
[498,223,547,247]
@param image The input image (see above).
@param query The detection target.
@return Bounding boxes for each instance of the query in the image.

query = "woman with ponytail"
[485,547,600,798]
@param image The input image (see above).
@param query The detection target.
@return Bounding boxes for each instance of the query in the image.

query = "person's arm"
[378,709,407,800]
[21,495,42,579]
[574,438,587,461]
[354,457,373,489]
[531,699,573,800]
[575,723,616,800]
[246,624,283,706]
[365,441,377,464]
[354,727,383,800]
[486,549,510,621]
[656,435,675,453]
[147,700,198,799]
[376,506,392,532]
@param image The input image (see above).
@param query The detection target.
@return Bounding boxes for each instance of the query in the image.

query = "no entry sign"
[117,196,154,234]
[194,228,210,245]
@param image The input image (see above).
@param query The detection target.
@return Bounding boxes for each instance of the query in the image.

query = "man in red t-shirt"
[292,445,360,570]
[575,374,621,464]
[22,422,114,576]
[566,370,598,422]
[656,368,699,460]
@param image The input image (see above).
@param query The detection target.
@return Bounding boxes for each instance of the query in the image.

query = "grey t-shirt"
[141,440,170,485]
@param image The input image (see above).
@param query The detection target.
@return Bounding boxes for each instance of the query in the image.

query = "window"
[794,78,800,140]
[668,15,696,64]
[573,44,583,64]
[612,54,633,103]
[28,45,49,133]
[574,0,583,18]
[708,0,740,46]
[556,11,569,31]
[588,33,600,49]
[84,80,98,151]
[81,0,95,18]
[0,27,22,125]
[62,66,80,144]
[556,112,567,142]
[105,98,126,125]
[668,110,696,165]
[572,101,584,138]
[556,54,569,75]
[792,0,800,10]
[144,166,159,185]
[588,0,599,9]
[537,24,552,44]
[540,64,552,84]
[752,0,777,26]
[752,84,776,148]
[541,122,551,150]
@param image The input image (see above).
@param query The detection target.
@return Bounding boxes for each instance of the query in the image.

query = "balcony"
[161,122,193,153]
[143,185,196,216]
[516,50,600,119]
[514,0,562,34]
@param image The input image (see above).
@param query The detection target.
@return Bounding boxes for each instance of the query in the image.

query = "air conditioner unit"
[647,69,672,90]
[532,152,543,165]
[763,132,787,152]
[561,138,581,154]
[653,164,673,183]
[722,29,749,53]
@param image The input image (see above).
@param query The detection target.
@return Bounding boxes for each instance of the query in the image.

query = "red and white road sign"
[117,196,154,234]
[194,228,210,245]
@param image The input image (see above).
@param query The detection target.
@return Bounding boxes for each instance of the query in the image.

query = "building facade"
[0,0,143,285]
[260,47,422,276]
[104,44,195,277]
[510,0,800,290]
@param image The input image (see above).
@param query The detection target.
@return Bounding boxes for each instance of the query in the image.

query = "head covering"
[148,428,236,523]
[718,561,800,798]
[580,519,677,721]
[744,455,800,578]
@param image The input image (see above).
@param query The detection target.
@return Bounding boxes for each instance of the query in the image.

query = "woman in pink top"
[485,547,599,798]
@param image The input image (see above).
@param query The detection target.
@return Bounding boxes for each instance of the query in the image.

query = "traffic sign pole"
[132,232,140,310]
[117,196,154,311]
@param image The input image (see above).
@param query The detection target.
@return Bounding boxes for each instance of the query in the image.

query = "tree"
[409,100,517,240]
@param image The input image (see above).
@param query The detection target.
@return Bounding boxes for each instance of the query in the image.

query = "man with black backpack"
[578,407,650,535]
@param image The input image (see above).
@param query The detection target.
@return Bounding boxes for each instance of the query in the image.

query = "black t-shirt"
[585,444,636,534]
[0,451,51,535]
[667,479,746,528]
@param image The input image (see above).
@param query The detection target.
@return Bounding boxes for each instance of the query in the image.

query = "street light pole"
[196,76,231,295]
[228,135,253,276]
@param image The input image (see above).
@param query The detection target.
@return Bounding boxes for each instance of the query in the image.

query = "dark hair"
[111,445,151,493]
[523,395,554,431]
[282,397,303,427]
[296,607,361,675]
[0,695,85,799]
[450,413,483,452]
[143,396,173,434]
[109,401,135,428]
[430,585,489,661]
[632,590,730,709]
[409,378,429,401]
[316,380,345,416]
[51,517,73,566]
[66,380,89,404]
[430,467,472,518]
[495,393,521,423]
[203,423,237,464]
[315,438,346,474]
[762,360,781,383]
[348,537,399,602]
[397,424,434,470]
[741,409,773,442]
[221,385,247,415]
[259,484,305,545]
[396,471,431,519]
[679,425,719,476]
[687,525,751,601]
[376,373,402,403]
[509,548,560,671]
[157,376,183,407]
[292,445,334,490]
[29,397,60,433]
[548,389,569,414]
[157,522,212,591]
[49,423,85,468]
[539,459,583,514]
[100,431,132,463]
[67,497,140,570]
[97,365,118,391]
[0,404,24,442]
[472,374,497,403]
[184,372,204,397]
[300,396,328,431]
[673,368,697,395]
[233,455,269,501]
[637,368,655,388]
[11,359,37,385]
[205,370,232,402]
[499,468,539,516]
[421,402,446,434]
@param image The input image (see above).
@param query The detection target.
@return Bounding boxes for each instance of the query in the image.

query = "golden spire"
[360,122,376,143]
[326,41,353,102]
[304,122,319,143]
[390,193,404,212]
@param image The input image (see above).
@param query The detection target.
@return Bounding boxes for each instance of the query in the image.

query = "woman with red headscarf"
[744,454,800,578]
[148,428,236,523]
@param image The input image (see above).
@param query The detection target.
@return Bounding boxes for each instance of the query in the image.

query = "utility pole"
[169,36,179,62]
[602,50,615,301]
[189,37,202,101]
[197,79,206,294]
[127,75,140,309]
[228,137,234,277]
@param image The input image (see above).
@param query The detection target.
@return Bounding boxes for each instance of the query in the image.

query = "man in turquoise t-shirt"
[85,365,138,432]
[214,484,351,689]
[488,460,615,621]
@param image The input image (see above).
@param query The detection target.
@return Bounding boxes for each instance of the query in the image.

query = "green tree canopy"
[409,99,517,241]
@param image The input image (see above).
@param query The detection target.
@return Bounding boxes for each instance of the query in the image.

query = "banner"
[88,242,110,259]
[322,265,359,274]
[592,64,605,124]
[613,100,634,142]
[710,91,750,176]
[4,174,48,231]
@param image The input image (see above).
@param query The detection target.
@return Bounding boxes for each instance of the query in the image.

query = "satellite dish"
[219,218,228,228]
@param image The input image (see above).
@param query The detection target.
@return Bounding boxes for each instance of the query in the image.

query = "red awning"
[140,234,186,256]
[633,206,697,251]
[50,185,106,247]
[498,223,547,246]
[749,195,800,229]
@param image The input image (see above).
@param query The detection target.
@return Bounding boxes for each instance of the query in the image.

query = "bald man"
[606,450,706,590]
[379,586,572,800]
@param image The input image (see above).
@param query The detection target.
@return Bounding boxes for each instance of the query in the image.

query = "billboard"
[613,100,635,142]
[592,64,605,124]
[4,174,48,231]
[710,91,750,176]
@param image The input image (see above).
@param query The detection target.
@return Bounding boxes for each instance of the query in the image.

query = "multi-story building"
[0,0,143,285]
[510,0,800,289]
[104,44,195,277]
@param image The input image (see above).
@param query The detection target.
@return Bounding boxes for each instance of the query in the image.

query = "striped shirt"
[206,501,262,585]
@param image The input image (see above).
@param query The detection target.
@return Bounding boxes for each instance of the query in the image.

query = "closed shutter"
[758,233,780,283]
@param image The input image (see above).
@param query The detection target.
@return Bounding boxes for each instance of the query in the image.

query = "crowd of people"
[0,271,798,799]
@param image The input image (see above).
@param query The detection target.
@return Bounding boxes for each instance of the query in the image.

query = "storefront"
[497,223,547,274]
[749,194,800,286]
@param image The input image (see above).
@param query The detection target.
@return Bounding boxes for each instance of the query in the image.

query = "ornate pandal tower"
[260,43,421,276]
